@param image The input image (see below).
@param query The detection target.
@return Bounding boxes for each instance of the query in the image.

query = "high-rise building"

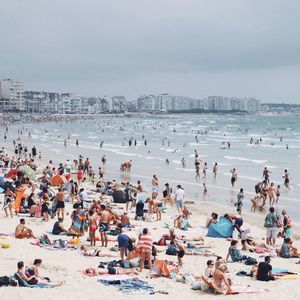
[0,79,24,112]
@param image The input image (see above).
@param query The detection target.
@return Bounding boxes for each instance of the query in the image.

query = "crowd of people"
[0,125,299,295]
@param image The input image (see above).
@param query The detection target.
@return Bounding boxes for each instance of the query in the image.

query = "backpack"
[264,213,276,228]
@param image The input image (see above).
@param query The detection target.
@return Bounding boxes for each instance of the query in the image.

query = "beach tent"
[112,191,126,203]
[207,217,233,238]
[51,175,67,187]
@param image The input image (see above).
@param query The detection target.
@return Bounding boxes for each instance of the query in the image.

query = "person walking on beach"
[263,167,271,184]
[101,155,106,166]
[203,183,208,198]
[203,162,208,179]
[268,182,276,206]
[181,158,186,168]
[31,146,37,159]
[283,169,290,190]
[213,162,218,179]
[235,188,244,213]
[230,168,237,187]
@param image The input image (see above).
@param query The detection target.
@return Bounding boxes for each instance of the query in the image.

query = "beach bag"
[0,276,10,287]
[244,257,257,265]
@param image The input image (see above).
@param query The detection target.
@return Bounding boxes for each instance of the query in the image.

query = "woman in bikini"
[3,186,16,218]
[151,175,159,199]
[88,210,98,246]
[268,182,276,206]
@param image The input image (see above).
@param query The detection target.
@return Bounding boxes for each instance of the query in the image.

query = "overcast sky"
[1,0,300,103]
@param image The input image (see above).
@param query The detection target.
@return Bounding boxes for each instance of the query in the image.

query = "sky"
[1,0,300,103]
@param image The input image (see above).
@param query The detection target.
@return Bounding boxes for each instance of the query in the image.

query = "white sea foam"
[224,155,267,164]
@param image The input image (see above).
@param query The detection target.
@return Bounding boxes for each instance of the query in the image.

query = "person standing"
[264,207,278,246]
[283,169,290,190]
[56,188,65,220]
[175,185,185,214]
[235,188,244,214]
[151,175,159,199]
[99,204,110,247]
[124,182,133,211]
[138,228,153,273]
[230,168,237,187]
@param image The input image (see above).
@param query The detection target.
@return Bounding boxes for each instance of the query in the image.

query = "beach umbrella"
[19,165,36,181]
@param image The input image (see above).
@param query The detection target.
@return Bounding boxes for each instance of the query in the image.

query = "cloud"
[1,0,300,102]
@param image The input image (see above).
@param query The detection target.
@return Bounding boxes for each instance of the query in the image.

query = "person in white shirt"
[175,185,185,214]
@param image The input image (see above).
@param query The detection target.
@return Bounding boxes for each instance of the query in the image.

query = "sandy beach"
[1,145,300,300]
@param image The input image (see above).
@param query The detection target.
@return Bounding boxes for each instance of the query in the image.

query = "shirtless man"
[99,204,110,247]
[15,219,36,239]
[56,188,65,220]
[121,212,131,228]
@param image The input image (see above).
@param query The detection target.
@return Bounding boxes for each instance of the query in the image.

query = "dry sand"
[0,161,299,300]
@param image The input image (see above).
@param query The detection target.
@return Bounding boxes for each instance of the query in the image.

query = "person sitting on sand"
[16,261,37,286]
[204,260,215,278]
[174,214,191,231]
[279,238,300,258]
[212,264,232,293]
[206,212,218,227]
[52,218,68,235]
[226,240,247,262]
[257,256,275,281]
[15,219,36,239]
[25,259,50,284]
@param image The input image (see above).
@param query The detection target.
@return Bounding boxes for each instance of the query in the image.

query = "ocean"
[4,113,300,221]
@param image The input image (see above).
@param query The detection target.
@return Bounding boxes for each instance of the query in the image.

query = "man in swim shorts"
[99,204,110,247]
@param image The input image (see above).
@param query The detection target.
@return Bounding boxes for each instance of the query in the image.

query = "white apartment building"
[0,79,24,111]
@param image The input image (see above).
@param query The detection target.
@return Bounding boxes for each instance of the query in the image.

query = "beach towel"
[13,188,26,213]
[69,210,88,236]
[0,233,14,237]
[97,275,134,281]
[153,259,170,277]
[276,274,300,280]
[99,278,154,295]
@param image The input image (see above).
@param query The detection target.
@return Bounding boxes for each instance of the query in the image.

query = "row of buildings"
[0,79,260,114]
[137,94,260,112]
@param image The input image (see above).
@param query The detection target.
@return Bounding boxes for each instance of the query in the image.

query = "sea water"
[4,114,300,221]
